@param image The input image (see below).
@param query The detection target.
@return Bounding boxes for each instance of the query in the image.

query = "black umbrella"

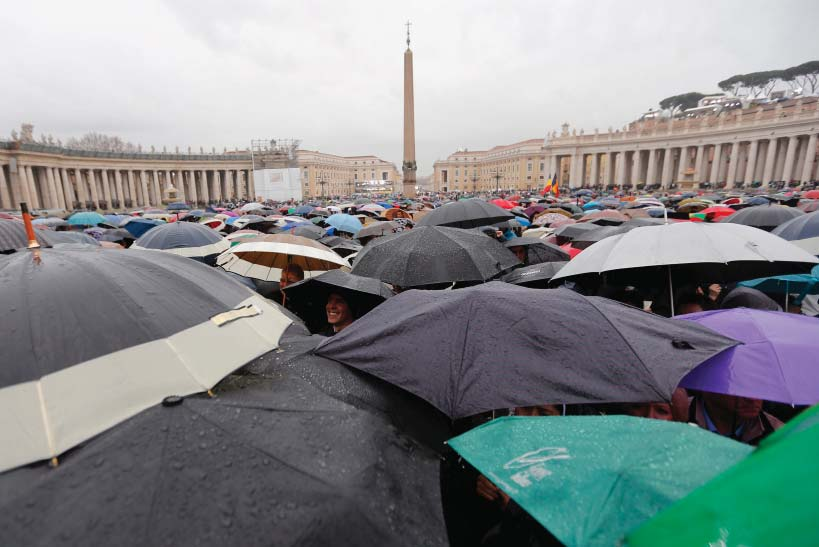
[570,225,628,250]
[504,236,570,263]
[722,204,804,231]
[720,285,783,311]
[131,222,229,265]
[415,199,513,229]
[351,226,520,288]
[315,282,738,419]
[290,224,325,240]
[0,219,50,251]
[500,261,568,288]
[41,230,101,247]
[553,222,600,245]
[0,246,292,473]
[101,228,135,243]
[0,372,448,546]
[356,221,398,240]
[282,270,393,333]
[319,235,363,258]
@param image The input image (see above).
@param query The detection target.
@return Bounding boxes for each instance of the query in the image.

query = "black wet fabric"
[504,236,570,263]
[722,204,804,231]
[133,221,223,250]
[0,368,448,546]
[0,247,253,387]
[316,282,739,419]
[721,286,783,311]
[501,261,569,287]
[43,231,100,246]
[351,226,520,287]
[415,199,513,229]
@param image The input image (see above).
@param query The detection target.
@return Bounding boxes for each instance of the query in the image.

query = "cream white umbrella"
[217,234,350,281]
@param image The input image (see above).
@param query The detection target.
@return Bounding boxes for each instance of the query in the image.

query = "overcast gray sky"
[2,0,817,174]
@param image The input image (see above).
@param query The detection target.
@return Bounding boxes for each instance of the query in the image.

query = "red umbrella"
[701,206,736,220]
[0,212,20,220]
[508,195,522,202]
[803,190,819,199]
[560,242,582,259]
[798,200,819,213]
[490,199,516,210]
[722,197,742,206]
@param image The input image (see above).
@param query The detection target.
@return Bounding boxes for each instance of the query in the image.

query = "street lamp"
[493,169,502,195]
[318,178,327,199]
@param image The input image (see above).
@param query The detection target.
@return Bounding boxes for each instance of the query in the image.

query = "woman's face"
[326,293,354,331]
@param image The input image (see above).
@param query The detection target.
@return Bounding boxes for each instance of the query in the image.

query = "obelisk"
[402,21,417,197]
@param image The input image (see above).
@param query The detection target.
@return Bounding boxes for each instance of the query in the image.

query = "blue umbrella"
[739,266,819,306]
[376,201,393,208]
[224,216,239,225]
[68,211,107,227]
[122,218,163,238]
[582,201,603,210]
[512,216,531,227]
[745,196,770,206]
[773,211,819,241]
[575,189,594,196]
[326,213,363,235]
[166,202,189,211]
[294,205,314,216]
[104,214,131,226]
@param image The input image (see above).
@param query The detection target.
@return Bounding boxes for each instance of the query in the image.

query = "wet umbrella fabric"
[316,282,738,419]
[448,416,751,547]
[217,234,349,282]
[626,415,819,547]
[772,211,819,255]
[675,308,819,405]
[720,285,783,311]
[44,231,100,246]
[504,236,570,263]
[0,221,63,251]
[67,211,107,226]
[131,221,229,263]
[326,213,363,235]
[500,261,568,287]
[0,374,448,547]
[121,217,163,238]
[282,270,393,332]
[551,222,819,287]
[290,224,325,240]
[722,203,804,231]
[356,221,398,240]
[0,246,292,473]
[350,226,520,288]
[415,198,513,229]
[101,228,135,243]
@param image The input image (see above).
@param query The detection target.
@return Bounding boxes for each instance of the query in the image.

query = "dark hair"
[282,263,305,279]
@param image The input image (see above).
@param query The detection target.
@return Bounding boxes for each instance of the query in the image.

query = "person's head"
[701,392,763,420]
[279,264,305,289]
[514,404,562,417]
[326,292,354,332]
[510,245,527,263]
[619,402,673,421]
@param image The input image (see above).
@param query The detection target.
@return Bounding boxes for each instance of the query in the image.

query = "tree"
[718,75,745,96]
[659,92,707,113]
[783,61,819,95]
[65,132,139,153]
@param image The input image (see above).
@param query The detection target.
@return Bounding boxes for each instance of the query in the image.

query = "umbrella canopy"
[722,203,804,231]
[282,270,393,332]
[67,211,107,226]
[772,211,819,255]
[357,203,386,214]
[449,416,751,547]
[490,198,516,210]
[350,226,520,288]
[0,219,52,250]
[121,217,163,238]
[626,414,819,547]
[721,285,783,311]
[31,217,69,228]
[739,270,819,304]
[551,222,819,288]
[798,199,819,213]
[504,236,570,263]
[532,212,573,227]
[239,201,265,212]
[356,221,397,240]
[553,222,600,244]
[523,205,546,218]
[289,224,326,240]
[315,282,738,419]
[224,229,264,246]
[100,228,134,243]
[500,261,568,287]
[676,308,819,405]
[44,231,101,247]
[384,208,412,220]
[131,221,229,264]
[415,198,513,229]
[293,204,315,215]
[217,234,349,282]
[326,213,363,235]
[0,247,291,473]
[166,201,189,211]
[0,375,447,546]
[580,209,629,224]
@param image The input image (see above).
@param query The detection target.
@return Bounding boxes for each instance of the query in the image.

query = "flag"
[552,175,560,198]
[540,176,553,196]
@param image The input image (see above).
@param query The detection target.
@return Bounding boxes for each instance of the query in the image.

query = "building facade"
[433,97,819,192]
[0,141,400,211]
[298,150,400,198]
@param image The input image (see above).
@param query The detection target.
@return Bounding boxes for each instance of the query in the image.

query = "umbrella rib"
[143,411,173,541]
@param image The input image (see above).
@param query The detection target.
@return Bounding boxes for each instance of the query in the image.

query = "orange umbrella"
[490,199,516,210]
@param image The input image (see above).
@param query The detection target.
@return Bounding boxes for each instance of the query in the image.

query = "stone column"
[223,169,233,198]
[153,171,162,205]
[603,152,614,186]
[676,146,689,183]
[74,168,88,207]
[248,169,256,200]
[139,171,150,206]
[25,166,40,209]
[632,150,643,186]
[199,170,210,203]
[44,167,60,209]
[725,142,741,189]
[52,168,67,209]
[548,156,558,180]
[59,168,74,209]
[589,154,600,188]
[0,165,11,209]
[212,170,222,201]
[781,136,800,184]
[126,171,136,208]
[615,151,627,187]
[709,144,723,184]
[187,170,197,204]
[87,169,100,209]
[762,138,779,186]
[801,134,818,184]
[99,169,111,210]
[17,164,31,206]
[113,170,124,209]
[645,149,657,187]
[234,170,242,199]
[175,170,186,201]
[744,140,760,186]
[693,145,706,183]
[661,148,674,188]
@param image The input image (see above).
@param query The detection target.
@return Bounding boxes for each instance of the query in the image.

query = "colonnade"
[0,163,255,211]
[560,132,819,189]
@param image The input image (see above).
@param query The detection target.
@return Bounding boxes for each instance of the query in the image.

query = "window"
[455,169,459,176]
[539,162,545,172]
[381,171,388,180]
[442,170,448,183]
[527,163,533,172]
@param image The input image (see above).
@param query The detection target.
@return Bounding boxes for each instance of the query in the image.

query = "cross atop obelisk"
[402,21,417,197]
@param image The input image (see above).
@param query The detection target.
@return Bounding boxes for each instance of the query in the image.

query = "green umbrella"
[625,413,819,547]
[448,416,751,547]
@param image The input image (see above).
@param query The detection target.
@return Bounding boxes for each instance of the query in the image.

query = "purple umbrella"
[675,308,819,405]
